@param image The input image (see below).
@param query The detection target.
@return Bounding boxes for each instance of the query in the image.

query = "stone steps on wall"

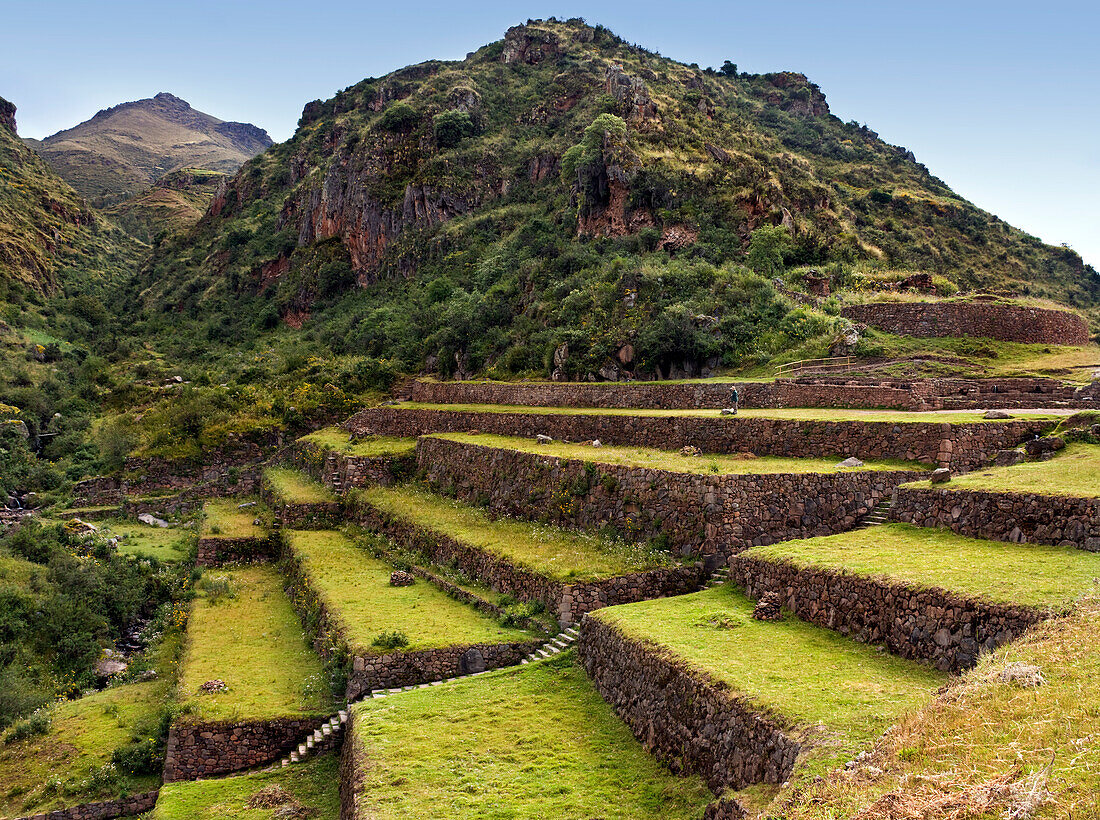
[854,499,892,529]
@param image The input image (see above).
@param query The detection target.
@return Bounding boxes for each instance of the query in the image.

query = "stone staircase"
[270,628,581,770]
[698,565,730,591]
[855,499,892,529]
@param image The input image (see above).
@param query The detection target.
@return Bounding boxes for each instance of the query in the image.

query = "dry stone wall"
[892,486,1100,551]
[841,301,1089,345]
[278,534,542,699]
[14,792,159,820]
[349,496,704,626]
[579,614,798,792]
[163,717,329,780]
[417,436,924,562]
[195,535,275,566]
[729,554,1047,672]
[339,710,367,820]
[345,408,1048,471]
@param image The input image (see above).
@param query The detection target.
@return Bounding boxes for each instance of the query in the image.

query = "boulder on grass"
[929,468,952,484]
[982,410,1013,419]
[1024,436,1065,458]
[536,434,553,445]
[389,570,415,587]
[836,457,864,469]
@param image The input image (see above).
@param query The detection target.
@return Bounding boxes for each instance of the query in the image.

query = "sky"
[4,0,1098,267]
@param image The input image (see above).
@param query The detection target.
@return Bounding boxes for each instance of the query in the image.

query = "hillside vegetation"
[30,92,271,205]
[132,18,1099,382]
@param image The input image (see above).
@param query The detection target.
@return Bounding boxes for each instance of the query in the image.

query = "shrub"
[2,709,50,744]
[378,102,419,132]
[111,738,161,775]
[371,630,409,650]
[433,110,475,148]
[747,225,792,276]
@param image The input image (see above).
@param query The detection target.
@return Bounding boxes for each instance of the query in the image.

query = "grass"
[153,750,340,820]
[100,519,193,562]
[348,653,713,819]
[433,432,930,474]
[359,485,672,582]
[594,587,944,782]
[396,402,1060,425]
[778,594,1100,818]
[910,442,1100,498]
[744,523,1100,611]
[264,467,336,503]
[201,500,266,539]
[298,427,416,457]
[284,529,537,654]
[0,681,163,818]
[178,565,331,723]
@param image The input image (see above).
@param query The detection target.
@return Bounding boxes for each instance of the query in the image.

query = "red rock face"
[577,177,653,238]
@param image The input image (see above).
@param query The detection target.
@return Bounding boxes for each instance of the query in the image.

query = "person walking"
[728,384,739,414]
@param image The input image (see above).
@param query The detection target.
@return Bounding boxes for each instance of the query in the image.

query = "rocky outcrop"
[605,64,658,121]
[763,73,829,117]
[501,24,561,64]
[0,96,16,133]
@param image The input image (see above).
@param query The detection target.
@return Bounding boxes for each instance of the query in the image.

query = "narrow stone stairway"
[855,499,892,529]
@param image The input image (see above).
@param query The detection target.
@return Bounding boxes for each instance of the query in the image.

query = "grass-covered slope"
[910,442,1100,498]
[134,18,1098,383]
[33,92,271,205]
[779,594,1100,818]
[178,565,330,722]
[103,167,227,244]
[347,654,713,818]
[0,97,140,295]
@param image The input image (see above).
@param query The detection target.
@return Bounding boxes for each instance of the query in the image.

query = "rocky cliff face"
[0,96,16,134]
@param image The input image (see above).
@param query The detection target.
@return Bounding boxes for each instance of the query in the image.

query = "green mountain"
[0,96,139,295]
[29,92,272,206]
[135,19,1098,378]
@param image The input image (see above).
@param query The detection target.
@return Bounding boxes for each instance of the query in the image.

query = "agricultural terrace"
[178,566,331,723]
[910,442,1100,498]
[358,485,673,581]
[264,468,336,504]
[298,427,416,457]
[283,529,537,654]
[201,500,266,539]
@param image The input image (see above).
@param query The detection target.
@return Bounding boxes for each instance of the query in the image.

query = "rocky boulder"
[1024,436,1065,458]
[389,570,415,587]
[929,468,952,484]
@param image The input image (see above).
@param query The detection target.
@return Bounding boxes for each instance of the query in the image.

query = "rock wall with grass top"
[278,534,542,699]
[841,301,1089,345]
[349,496,705,626]
[339,709,368,820]
[410,379,914,411]
[891,486,1100,551]
[14,791,159,820]
[578,614,797,793]
[417,436,924,563]
[729,554,1047,672]
[163,717,329,781]
[345,408,1049,471]
[196,535,275,566]
[261,478,341,530]
[288,438,415,491]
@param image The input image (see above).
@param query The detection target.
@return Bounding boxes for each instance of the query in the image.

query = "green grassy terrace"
[432,432,929,474]
[178,565,331,723]
[395,402,1061,425]
[358,485,672,582]
[102,519,193,562]
[743,524,1100,611]
[906,442,1100,498]
[201,500,266,540]
[264,467,336,504]
[298,427,416,457]
[593,587,944,782]
[283,529,537,654]
[153,752,340,820]
[348,654,712,818]
[0,681,163,818]
[780,594,1100,817]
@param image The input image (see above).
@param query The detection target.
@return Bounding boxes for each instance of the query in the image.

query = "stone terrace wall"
[163,717,328,781]
[196,535,275,567]
[579,615,798,792]
[278,534,542,699]
[729,554,1046,672]
[841,301,1089,345]
[410,379,913,410]
[15,791,159,820]
[345,408,1049,471]
[892,486,1100,551]
[339,710,367,820]
[260,478,341,530]
[287,439,415,491]
[350,497,704,626]
[418,436,924,562]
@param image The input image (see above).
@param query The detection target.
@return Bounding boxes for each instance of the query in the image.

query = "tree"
[746,225,791,277]
[720,60,738,77]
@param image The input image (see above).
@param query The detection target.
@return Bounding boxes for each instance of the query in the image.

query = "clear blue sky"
[5,0,1098,267]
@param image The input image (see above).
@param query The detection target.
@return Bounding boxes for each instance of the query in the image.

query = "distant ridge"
[31,92,272,204]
